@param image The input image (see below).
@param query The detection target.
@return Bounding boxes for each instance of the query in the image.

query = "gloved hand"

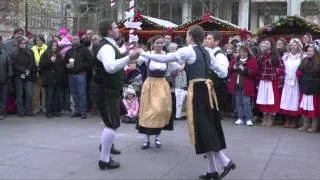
[296,70,303,78]
[25,69,30,76]
[20,74,26,79]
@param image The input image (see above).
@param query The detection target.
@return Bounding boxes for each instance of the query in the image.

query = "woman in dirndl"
[280,39,305,128]
[256,38,283,127]
[137,35,181,150]
[297,42,320,133]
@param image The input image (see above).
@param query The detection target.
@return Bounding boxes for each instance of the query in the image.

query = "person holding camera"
[228,45,258,126]
[12,37,36,117]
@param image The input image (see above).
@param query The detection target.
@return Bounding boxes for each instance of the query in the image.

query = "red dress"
[256,53,283,113]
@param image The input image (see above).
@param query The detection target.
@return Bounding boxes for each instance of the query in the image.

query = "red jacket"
[228,56,258,97]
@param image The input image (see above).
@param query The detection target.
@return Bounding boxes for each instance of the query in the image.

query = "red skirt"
[257,80,280,113]
[299,94,320,118]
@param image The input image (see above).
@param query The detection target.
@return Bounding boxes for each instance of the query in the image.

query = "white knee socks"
[214,151,230,167]
[206,151,217,173]
[100,127,116,162]
[144,135,150,143]
[155,135,160,141]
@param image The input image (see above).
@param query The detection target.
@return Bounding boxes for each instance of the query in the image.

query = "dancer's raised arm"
[140,45,196,64]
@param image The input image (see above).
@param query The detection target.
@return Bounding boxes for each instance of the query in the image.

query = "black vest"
[208,50,227,88]
[92,38,125,91]
[185,46,210,81]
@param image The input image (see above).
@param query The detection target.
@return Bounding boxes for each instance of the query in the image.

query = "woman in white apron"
[280,39,305,128]
[297,43,320,133]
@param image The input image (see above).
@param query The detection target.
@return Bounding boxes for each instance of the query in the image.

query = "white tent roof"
[142,15,178,28]
[210,16,242,29]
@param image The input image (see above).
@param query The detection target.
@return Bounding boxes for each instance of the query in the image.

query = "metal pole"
[25,0,28,36]
[248,0,251,30]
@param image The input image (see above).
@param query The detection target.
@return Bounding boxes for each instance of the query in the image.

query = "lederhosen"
[91,38,125,129]
[185,46,227,154]
[137,59,173,135]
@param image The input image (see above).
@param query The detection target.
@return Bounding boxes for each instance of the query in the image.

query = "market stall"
[254,15,320,40]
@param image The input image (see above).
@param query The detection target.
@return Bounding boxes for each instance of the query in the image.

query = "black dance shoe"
[155,139,161,148]
[199,172,219,180]
[111,144,121,154]
[98,159,120,170]
[219,161,236,179]
[141,142,150,150]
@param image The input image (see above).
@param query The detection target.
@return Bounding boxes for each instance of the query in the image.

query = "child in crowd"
[57,28,72,58]
[122,86,139,124]
[228,45,258,126]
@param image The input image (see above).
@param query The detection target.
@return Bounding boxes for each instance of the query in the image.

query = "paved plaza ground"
[0,115,319,179]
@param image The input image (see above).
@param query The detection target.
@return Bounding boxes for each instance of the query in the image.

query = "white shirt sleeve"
[137,51,149,65]
[208,49,229,78]
[140,52,178,63]
[97,44,130,74]
[167,62,183,73]
[172,45,196,65]
[140,45,196,64]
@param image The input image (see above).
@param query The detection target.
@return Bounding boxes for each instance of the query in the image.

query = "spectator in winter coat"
[3,28,24,62]
[12,37,36,117]
[39,40,65,118]
[0,35,12,120]
[31,35,48,114]
[65,35,94,119]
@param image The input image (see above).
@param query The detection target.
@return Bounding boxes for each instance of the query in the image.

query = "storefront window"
[138,0,182,24]
[150,0,159,18]
[301,1,320,23]
[171,0,182,24]
[192,0,204,18]
[257,2,287,27]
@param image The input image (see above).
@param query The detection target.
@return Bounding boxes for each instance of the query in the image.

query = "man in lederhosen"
[91,19,140,170]
[138,25,236,180]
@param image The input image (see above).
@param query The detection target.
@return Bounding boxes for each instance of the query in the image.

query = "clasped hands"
[128,48,144,62]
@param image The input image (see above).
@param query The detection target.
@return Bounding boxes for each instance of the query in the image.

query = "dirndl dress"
[187,79,226,154]
[137,68,172,135]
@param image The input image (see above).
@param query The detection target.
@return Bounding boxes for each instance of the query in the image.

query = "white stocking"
[206,151,217,173]
[100,127,116,162]
[214,151,230,167]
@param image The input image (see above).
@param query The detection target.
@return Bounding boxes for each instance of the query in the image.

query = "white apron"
[256,80,274,105]
[300,94,314,111]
